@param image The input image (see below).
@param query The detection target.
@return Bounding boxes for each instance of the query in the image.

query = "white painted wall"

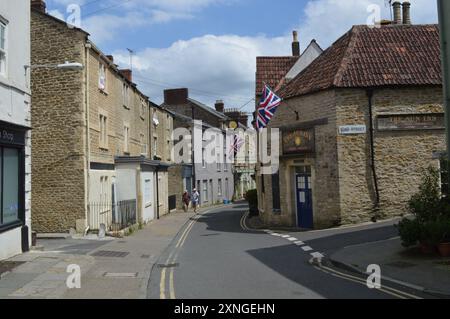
[0,0,31,260]
[285,41,323,80]
[115,164,137,202]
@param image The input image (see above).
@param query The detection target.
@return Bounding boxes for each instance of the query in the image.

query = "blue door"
[296,168,313,229]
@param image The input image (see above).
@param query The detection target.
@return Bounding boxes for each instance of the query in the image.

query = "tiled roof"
[278,24,442,99]
[255,56,299,95]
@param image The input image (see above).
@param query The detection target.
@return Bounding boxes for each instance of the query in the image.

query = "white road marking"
[294,241,305,246]
[281,235,291,238]
[271,233,282,237]
[302,246,313,252]
[287,237,298,242]
[310,252,324,259]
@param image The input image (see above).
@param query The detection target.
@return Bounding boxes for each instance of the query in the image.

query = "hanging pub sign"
[377,113,445,131]
[282,128,315,155]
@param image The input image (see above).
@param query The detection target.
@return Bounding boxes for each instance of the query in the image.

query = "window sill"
[0,220,23,233]
[98,88,109,95]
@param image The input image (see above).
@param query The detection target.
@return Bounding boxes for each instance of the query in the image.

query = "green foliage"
[245,189,258,207]
[398,166,450,247]
[397,218,423,248]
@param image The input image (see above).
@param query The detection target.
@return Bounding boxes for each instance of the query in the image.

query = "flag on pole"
[256,84,282,131]
[229,134,245,159]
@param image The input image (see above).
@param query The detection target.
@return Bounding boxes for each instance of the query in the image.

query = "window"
[272,173,281,211]
[153,137,158,158]
[218,179,222,196]
[217,152,221,172]
[223,153,228,171]
[0,21,7,76]
[98,63,106,90]
[122,83,129,108]
[167,140,171,161]
[123,125,130,154]
[203,180,208,202]
[140,98,146,119]
[202,148,206,168]
[140,134,147,155]
[99,113,108,149]
[1,148,20,225]
[225,178,229,199]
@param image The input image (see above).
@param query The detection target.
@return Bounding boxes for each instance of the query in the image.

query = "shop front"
[0,120,30,260]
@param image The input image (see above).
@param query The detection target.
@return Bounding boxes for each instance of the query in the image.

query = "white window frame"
[203,180,208,202]
[98,63,106,91]
[140,133,147,156]
[123,124,130,154]
[122,83,130,108]
[140,98,146,119]
[0,20,8,77]
[99,112,108,149]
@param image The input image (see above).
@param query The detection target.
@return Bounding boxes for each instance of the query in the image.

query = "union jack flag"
[256,85,282,131]
[229,134,245,159]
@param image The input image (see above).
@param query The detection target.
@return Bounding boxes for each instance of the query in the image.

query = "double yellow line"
[160,215,199,299]
[240,211,250,231]
[314,264,423,299]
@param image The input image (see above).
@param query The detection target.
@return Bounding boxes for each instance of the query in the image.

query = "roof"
[255,56,299,95]
[278,24,442,99]
[187,98,230,120]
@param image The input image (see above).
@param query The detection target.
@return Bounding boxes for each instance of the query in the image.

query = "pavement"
[328,237,450,298]
[0,205,223,299]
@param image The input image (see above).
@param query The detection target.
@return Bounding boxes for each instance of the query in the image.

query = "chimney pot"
[402,1,411,25]
[292,30,300,57]
[31,0,46,13]
[393,1,402,24]
[215,100,225,113]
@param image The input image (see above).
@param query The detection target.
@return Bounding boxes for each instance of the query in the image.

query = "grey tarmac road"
[147,203,432,299]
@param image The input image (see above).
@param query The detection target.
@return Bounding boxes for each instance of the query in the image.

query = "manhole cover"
[386,261,417,269]
[91,250,129,258]
[158,263,179,269]
[0,261,25,275]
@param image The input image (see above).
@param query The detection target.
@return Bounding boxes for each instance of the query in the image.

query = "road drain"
[158,263,179,269]
[91,250,130,258]
[103,272,138,278]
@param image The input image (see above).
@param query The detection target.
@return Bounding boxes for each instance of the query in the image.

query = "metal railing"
[88,199,137,232]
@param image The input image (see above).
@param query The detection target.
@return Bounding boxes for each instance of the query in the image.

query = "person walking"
[182,190,191,212]
[191,188,200,214]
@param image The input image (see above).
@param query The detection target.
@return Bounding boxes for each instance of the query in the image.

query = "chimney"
[31,0,46,13]
[164,88,189,105]
[106,55,114,63]
[120,69,132,82]
[215,100,225,113]
[238,114,248,127]
[393,1,402,24]
[402,1,411,25]
[292,31,300,57]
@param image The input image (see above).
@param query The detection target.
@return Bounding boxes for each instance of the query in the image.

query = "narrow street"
[148,203,432,299]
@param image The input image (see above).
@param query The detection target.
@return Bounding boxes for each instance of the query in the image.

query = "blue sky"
[46,0,438,112]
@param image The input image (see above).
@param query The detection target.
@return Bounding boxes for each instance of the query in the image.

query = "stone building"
[0,0,32,260]
[162,88,234,207]
[256,23,445,229]
[31,1,170,233]
[223,108,256,199]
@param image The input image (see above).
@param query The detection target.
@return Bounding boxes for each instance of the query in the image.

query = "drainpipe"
[191,104,196,191]
[367,89,380,211]
[84,40,92,231]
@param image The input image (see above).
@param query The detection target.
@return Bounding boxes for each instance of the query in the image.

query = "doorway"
[295,166,313,229]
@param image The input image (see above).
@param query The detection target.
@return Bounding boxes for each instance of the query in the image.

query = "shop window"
[1,148,20,225]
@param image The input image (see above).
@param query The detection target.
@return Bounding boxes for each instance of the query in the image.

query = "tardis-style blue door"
[295,167,313,229]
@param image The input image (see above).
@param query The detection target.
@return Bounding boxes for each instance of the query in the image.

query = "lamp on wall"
[24,61,84,74]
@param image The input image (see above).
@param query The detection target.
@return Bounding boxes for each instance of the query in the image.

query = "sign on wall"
[339,125,367,135]
[377,113,445,131]
[0,126,26,146]
[282,128,315,155]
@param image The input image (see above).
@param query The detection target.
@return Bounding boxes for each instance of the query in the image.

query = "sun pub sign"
[282,128,315,155]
